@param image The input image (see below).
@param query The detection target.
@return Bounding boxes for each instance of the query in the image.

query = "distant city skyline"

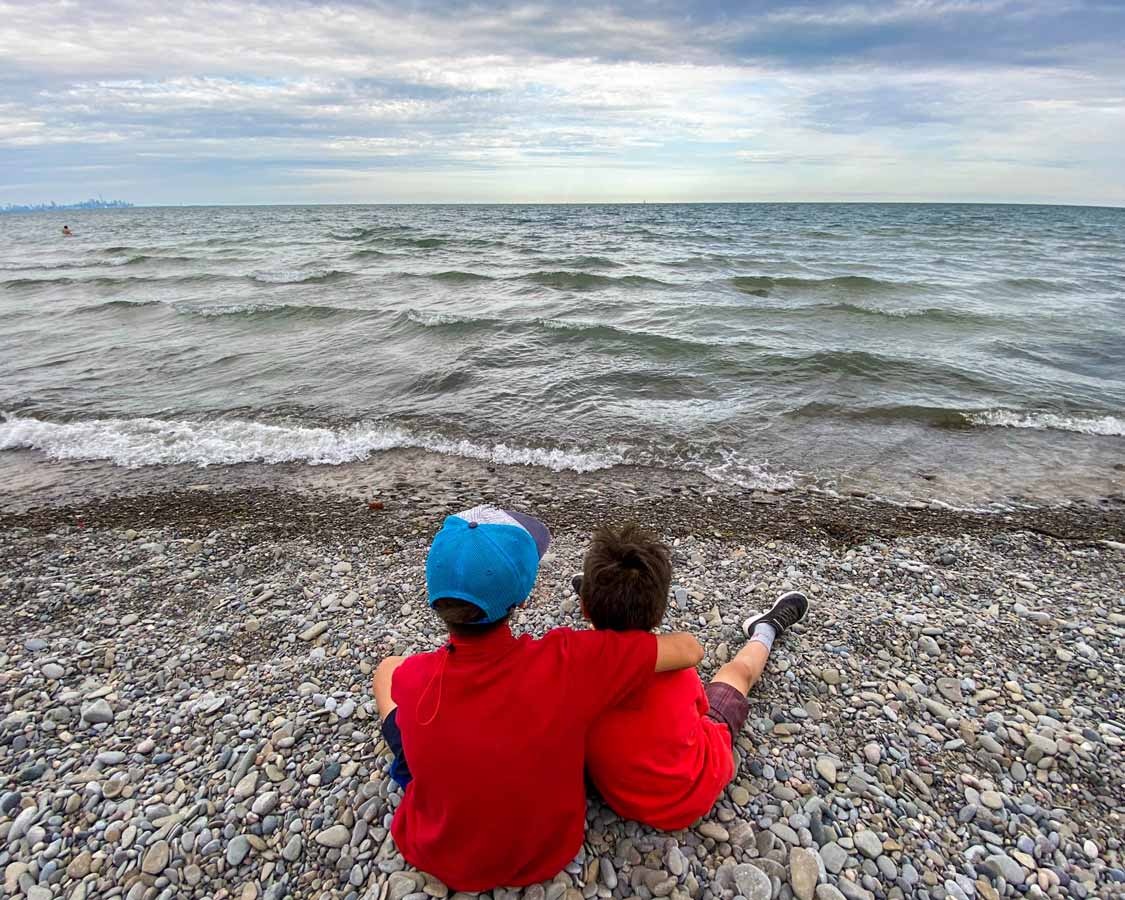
[1,198,133,214]
[2,1,1123,207]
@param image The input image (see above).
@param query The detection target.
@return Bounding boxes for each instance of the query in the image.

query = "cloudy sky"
[2,1,1123,205]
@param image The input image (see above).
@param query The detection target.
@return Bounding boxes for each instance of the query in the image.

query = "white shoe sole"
[741,590,809,637]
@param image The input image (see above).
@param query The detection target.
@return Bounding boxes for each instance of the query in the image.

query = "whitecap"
[968,410,1124,437]
[0,414,624,472]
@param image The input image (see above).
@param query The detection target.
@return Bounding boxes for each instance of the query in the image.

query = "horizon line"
[6,200,1124,211]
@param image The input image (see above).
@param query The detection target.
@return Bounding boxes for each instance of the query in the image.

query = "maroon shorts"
[704,682,750,746]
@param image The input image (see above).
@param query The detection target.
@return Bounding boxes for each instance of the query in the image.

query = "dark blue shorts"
[381,709,413,788]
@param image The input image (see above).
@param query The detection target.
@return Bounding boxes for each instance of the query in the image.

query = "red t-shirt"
[585,667,734,830]
[390,625,657,890]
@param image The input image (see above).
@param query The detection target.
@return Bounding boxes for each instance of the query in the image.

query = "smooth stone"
[981,853,1026,885]
[282,835,303,861]
[227,835,251,866]
[315,824,351,848]
[698,821,729,842]
[733,863,771,900]
[299,622,329,641]
[815,757,838,783]
[854,830,883,859]
[96,750,127,766]
[771,822,800,845]
[936,677,963,702]
[789,847,820,900]
[66,851,92,879]
[80,699,114,725]
[388,873,418,900]
[821,842,848,874]
[141,839,171,875]
[233,771,258,800]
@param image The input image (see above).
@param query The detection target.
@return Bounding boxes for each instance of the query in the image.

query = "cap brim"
[505,510,551,558]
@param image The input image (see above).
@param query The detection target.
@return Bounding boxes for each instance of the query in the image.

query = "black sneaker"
[742,591,809,638]
[571,574,583,596]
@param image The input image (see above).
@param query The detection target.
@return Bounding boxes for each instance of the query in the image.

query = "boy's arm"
[654,632,704,672]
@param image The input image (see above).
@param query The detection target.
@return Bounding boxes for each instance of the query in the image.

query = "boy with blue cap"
[372,505,704,891]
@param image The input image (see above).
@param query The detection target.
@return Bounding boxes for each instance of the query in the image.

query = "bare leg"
[710,640,770,697]
[373,655,406,720]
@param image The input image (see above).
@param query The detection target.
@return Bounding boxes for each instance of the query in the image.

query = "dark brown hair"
[432,598,510,636]
[580,523,671,631]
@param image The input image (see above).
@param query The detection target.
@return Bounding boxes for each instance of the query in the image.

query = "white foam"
[0,414,623,472]
[405,309,482,327]
[539,317,597,331]
[189,302,279,317]
[698,448,799,492]
[969,410,1125,437]
[250,268,334,284]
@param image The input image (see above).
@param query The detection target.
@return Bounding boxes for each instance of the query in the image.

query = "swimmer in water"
[62,225,73,236]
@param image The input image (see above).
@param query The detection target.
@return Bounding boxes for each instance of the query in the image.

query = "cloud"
[0,0,1122,204]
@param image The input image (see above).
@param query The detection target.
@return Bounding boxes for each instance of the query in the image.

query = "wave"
[3,274,220,290]
[71,298,378,323]
[751,349,991,390]
[524,270,670,290]
[406,269,655,288]
[809,301,998,326]
[2,257,139,272]
[535,255,623,270]
[731,275,924,296]
[789,402,973,428]
[995,277,1078,293]
[395,237,447,249]
[968,410,1124,436]
[0,412,799,491]
[116,254,199,267]
[405,309,500,328]
[187,302,371,321]
[537,318,721,355]
[698,448,797,492]
[73,299,165,315]
[348,248,392,259]
[249,269,352,285]
[401,309,717,354]
[0,414,623,472]
[427,270,496,284]
[329,225,418,241]
[799,230,849,240]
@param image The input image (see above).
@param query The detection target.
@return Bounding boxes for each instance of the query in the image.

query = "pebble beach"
[2,453,1124,900]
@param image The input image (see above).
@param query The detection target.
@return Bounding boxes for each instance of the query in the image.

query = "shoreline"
[3,411,1124,514]
[2,445,1124,528]
[2,472,1123,899]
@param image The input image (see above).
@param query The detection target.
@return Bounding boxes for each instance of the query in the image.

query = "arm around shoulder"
[654,632,704,673]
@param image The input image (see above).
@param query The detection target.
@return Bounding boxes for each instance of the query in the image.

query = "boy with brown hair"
[372,506,705,890]
[577,523,808,829]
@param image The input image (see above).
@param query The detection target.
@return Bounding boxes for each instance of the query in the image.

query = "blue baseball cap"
[426,505,552,624]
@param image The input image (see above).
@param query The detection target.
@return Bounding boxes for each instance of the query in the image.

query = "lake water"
[2,203,1123,506]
